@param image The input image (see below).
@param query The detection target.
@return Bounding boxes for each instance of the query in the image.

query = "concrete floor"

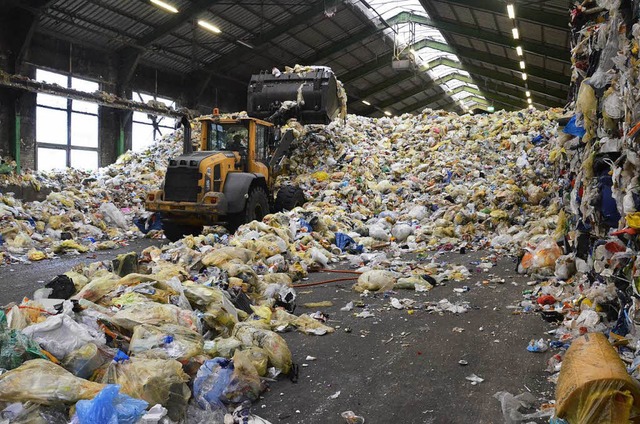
[0,238,164,305]
[258,252,555,424]
[0,244,555,423]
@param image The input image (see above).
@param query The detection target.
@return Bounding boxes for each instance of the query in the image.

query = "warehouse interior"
[0,0,638,423]
[1,0,571,170]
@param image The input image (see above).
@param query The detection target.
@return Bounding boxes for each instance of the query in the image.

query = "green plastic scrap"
[0,311,48,370]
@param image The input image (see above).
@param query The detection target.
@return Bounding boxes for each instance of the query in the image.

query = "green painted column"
[118,117,125,157]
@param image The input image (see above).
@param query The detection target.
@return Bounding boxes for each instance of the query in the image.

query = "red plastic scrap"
[537,295,557,306]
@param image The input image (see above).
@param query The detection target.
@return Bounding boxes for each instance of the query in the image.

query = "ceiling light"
[384,111,392,116]
[521,73,527,81]
[362,100,371,106]
[198,20,221,34]
[516,46,523,56]
[519,61,526,69]
[507,3,515,19]
[525,90,531,97]
[487,106,495,112]
[512,28,519,40]
[150,0,178,13]
[236,40,254,49]
[528,105,535,110]
[527,98,532,104]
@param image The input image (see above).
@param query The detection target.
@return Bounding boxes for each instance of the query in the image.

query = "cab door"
[248,121,269,178]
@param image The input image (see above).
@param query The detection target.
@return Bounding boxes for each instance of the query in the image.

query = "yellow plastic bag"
[183,283,238,336]
[626,213,640,229]
[233,323,292,374]
[242,346,269,376]
[0,359,104,404]
[110,302,199,332]
[201,247,255,267]
[103,358,190,421]
[556,332,640,423]
[353,270,397,292]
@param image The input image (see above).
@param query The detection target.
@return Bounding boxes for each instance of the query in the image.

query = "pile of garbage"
[0,103,576,421]
[0,233,328,422]
[0,128,189,264]
[280,108,563,255]
[507,2,640,422]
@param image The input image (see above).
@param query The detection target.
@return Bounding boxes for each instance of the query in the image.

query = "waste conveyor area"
[2,3,640,423]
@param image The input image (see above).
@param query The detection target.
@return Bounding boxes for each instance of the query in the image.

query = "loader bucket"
[247,67,342,125]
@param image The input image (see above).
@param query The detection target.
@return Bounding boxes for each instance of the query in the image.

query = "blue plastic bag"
[531,134,545,144]
[75,385,148,424]
[563,115,586,138]
[335,232,363,253]
[193,358,234,411]
[113,350,130,363]
[298,219,313,233]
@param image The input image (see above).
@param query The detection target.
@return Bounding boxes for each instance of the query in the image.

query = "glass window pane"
[72,100,98,114]
[71,77,99,93]
[37,107,67,145]
[133,91,153,103]
[37,93,67,109]
[133,111,149,122]
[71,150,98,170]
[37,148,66,171]
[71,113,98,147]
[132,122,155,152]
[36,69,67,86]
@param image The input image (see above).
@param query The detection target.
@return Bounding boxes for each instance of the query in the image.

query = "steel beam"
[302,26,381,64]
[387,11,568,62]
[430,0,568,31]
[0,1,53,73]
[352,71,478,115]
[459,62,567,103]
[116,0,221,93]
[426,57,566,102]
[206,1,326,73]
[412,39,569,86]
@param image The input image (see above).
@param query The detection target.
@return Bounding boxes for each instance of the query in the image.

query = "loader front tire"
[162,221,202,242]
[227,187,270,233]
[275,185,305,212]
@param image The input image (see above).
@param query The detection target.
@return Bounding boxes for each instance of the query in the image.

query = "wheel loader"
[145,67,344,241]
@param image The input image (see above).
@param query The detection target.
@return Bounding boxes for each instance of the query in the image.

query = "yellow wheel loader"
[145,68,344,241]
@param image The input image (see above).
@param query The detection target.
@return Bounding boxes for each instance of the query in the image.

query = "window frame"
[35,68,99,171]
[131,91,178,151]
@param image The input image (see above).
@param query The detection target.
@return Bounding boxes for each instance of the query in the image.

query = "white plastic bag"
[22,314,105,360]
[99,202,128,229]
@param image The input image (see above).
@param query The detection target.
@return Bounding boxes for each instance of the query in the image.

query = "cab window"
[206,122,249,152]
[255,125,267,161]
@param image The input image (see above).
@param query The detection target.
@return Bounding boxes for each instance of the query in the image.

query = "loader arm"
[268,128,295,176]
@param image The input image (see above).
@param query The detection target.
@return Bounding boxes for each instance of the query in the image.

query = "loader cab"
[199,116,272,178]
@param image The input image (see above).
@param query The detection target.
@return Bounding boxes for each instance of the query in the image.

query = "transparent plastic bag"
[353,270,397,292]
[233,323,292,374]
[128,324,203,362]
[21,314,105,360]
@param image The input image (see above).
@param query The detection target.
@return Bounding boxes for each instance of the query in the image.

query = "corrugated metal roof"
[28,0,571,116]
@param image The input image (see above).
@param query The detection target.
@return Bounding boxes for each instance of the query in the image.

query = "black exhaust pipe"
[182,116,192,154]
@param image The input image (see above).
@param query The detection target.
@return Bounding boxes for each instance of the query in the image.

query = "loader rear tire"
[275,185,305,212]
